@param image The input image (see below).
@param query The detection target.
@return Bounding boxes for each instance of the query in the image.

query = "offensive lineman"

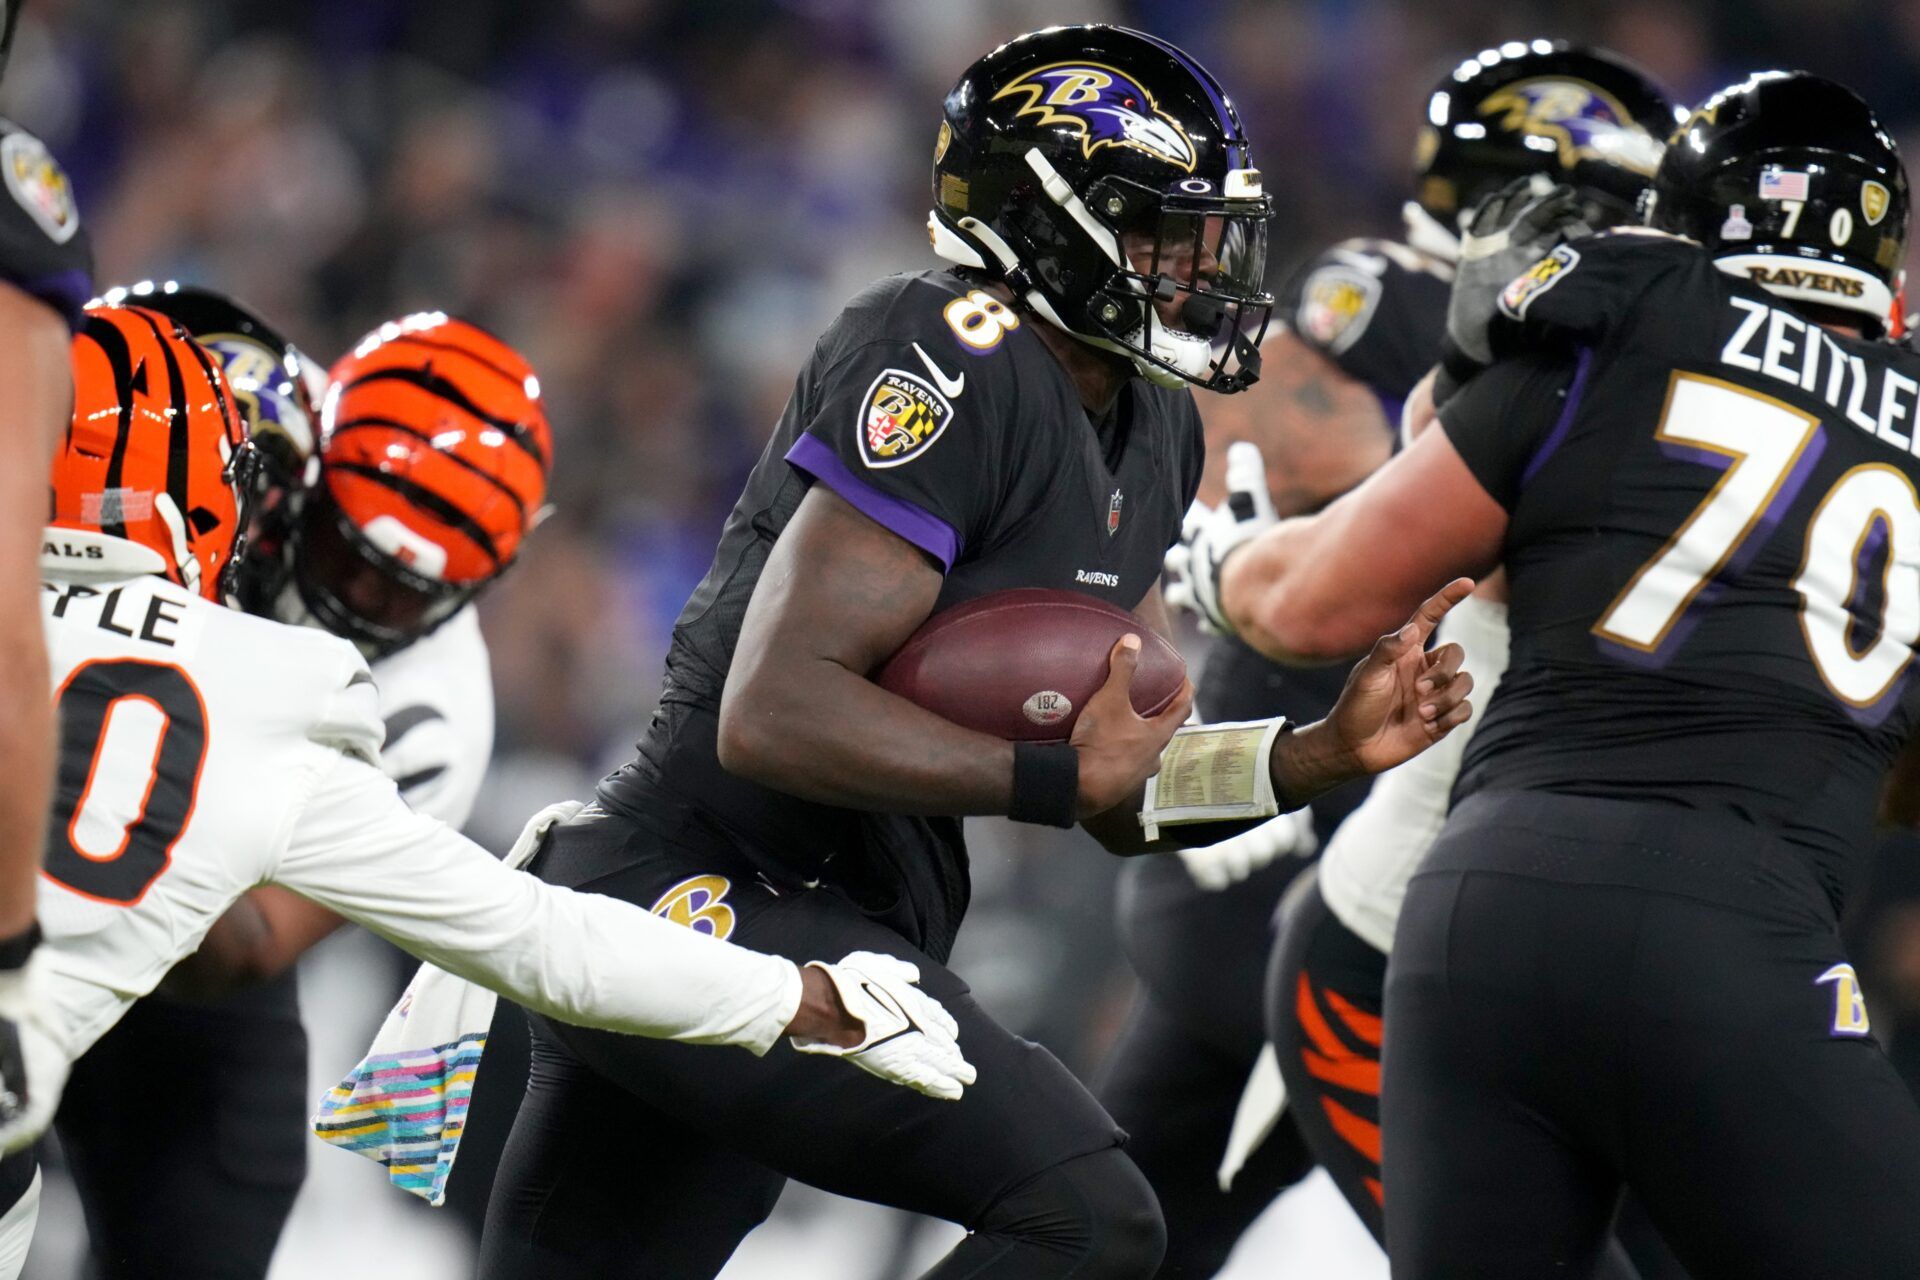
[0,301,978,1274]
[1107,42,1676,1275]
[48,290,523,1276]
[478,25,1475,1280]
[1203,71,1920,1277]
[0,0,94,1161]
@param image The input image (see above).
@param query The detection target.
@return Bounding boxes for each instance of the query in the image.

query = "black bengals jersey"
[599,269,1204,959]
[0,118,91,330]
[1442,228,1920,910]
[1280,237,1452,420]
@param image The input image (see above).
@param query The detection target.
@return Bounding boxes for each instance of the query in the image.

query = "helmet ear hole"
[187,506,222,536]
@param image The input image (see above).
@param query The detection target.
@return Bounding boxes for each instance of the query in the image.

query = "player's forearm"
[380,842,805,1053]
[1080,719,1358,856]
[718,657,1016,815]
[1221,518,1381,663]
[0,644,51,937]
[0,288,72,935]
[169,888,349,997]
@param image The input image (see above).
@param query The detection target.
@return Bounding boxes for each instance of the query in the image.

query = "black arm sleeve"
[0,119,93,331]
[1437,350,1582,511]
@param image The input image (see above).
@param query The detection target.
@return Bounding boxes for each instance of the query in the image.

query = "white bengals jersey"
[25,570,802,1135]
[365,604,493,828]
[1315,593,1511,953]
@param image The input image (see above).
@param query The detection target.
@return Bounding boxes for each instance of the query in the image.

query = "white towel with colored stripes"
[311,800,582,1205]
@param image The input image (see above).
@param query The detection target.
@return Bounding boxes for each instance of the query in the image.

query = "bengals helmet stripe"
[384,330,525,387]
[78,311,141,541]
[334,365,549,471]
[55,304,255,600]
[326,414,529,525]
[288,312,551,657]
[324,461,504,567]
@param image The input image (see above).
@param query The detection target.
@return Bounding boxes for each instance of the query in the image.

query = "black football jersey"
[0,118,91,331]
[1278,237,1452,422]
[1442,228,1920,909]
[600,269,1205,958]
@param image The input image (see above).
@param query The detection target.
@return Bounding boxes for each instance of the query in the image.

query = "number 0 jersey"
[1441,229,1920,908]
[35,570,803,1069]
[604,269,1205,960]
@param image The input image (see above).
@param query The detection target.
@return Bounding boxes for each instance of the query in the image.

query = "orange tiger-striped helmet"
[290,312,550,656]
[50,303,257,601]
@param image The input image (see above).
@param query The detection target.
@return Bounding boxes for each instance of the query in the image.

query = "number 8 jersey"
[1439,228,1920,910]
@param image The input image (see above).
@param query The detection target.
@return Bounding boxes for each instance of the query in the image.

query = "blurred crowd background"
[10,0,1920,1275]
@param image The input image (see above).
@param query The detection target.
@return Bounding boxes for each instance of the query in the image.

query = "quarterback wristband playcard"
[1139,718,1285,840]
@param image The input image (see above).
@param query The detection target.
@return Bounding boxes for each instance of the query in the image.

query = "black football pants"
[54,973,308,1280]
[1386,792,1920,1279]
[1097,854,1316,1279]
[479,804,1163,1280]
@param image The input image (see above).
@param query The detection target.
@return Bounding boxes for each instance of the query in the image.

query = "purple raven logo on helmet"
[1480,77,1665,178]
[993,61,1198,173]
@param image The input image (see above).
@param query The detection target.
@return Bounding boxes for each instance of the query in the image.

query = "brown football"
[875,588,1187,743]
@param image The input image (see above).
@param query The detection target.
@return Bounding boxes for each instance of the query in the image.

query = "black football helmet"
[1409,40,1680,256]
[95,280,325,611]
[931,24,1272,392]
[1648,71,1908,337]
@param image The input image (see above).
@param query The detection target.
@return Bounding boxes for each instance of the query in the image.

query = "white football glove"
[1175,807,1318,891]
[0,952,69,1155]
[1447,175,1591,365]
[1164,441,1276,636]
[790,952,977,1101]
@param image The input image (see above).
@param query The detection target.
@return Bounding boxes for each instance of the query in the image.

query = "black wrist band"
[0,922,41,971]
[1010,742,1080,828]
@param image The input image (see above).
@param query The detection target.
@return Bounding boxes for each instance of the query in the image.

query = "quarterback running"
[478,24,1473,1280]
[0,301,976,1276]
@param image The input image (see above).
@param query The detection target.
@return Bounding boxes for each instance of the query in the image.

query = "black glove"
[1447,176,1591,366]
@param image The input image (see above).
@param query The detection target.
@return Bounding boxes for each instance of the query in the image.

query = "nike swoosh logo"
[912,343,965,398]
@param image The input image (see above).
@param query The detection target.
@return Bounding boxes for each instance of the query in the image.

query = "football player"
[474,24,1477,1280]
[0,0,93,1170]
[1106,42,1678,1276]
[1194,71,1920,1277]
[45,290,549,1277]
[0,301,978,1277]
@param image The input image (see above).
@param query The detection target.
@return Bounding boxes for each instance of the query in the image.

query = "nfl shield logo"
[1108,489,1123,536]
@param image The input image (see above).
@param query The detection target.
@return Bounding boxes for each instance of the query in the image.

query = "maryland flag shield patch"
[858,368,955,469]
[1296,263,1380,355]
[1,132,78,246]
[1498,244,1581,320]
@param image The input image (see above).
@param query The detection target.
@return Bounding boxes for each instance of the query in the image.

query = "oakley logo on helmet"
[992,62,1197,172]
[1479,78,1664,178]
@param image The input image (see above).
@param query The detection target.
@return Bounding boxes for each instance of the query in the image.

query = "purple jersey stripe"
[786,432,961,571]
[9,267,93,332]
[1520,347,1595,488]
